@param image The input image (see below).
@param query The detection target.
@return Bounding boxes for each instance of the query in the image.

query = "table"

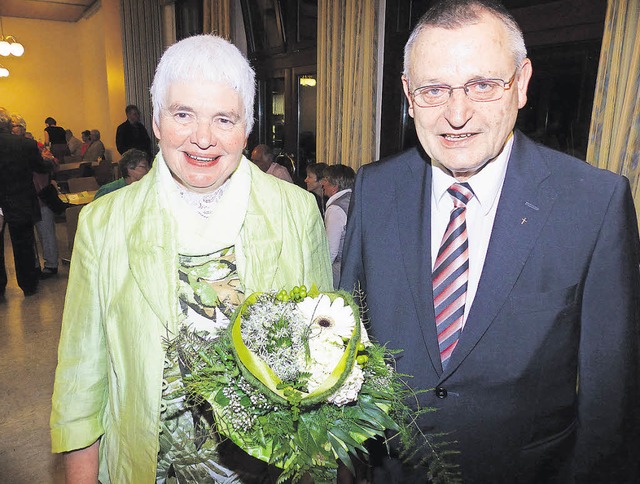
[59,190,97,205]
[56,161,99,173]
[55,160,120,182]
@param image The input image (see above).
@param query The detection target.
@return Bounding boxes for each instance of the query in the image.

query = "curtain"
[317,0,379,169]
[203,0,231,38]
[587,0,640,224]
[120,0,164,154]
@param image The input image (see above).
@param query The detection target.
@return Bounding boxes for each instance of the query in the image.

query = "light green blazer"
[50,159,332,483]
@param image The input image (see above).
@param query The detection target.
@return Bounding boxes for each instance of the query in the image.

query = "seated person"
[80,130,91,157]
[94,148,149,200]
[82,129,106,161]
[65,129,83,160]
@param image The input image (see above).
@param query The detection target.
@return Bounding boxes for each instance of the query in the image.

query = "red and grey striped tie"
[433,182,474,368]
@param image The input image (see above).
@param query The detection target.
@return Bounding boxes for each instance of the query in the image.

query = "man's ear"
[517,58,533,109]
[402,76,415,119]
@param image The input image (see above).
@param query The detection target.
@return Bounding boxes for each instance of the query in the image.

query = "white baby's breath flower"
[328,365,365,406]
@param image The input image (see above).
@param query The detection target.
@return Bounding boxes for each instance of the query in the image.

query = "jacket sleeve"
[27,139,53,174]
[339,167,366,294]
[302,191,333,292]
[50,208,107,453]
[573,176,640,482]
[115,124,126,155]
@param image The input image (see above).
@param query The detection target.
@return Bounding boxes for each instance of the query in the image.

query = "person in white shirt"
[322,164,355,287]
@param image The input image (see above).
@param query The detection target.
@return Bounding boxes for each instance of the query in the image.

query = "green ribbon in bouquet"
[229,290,361,407]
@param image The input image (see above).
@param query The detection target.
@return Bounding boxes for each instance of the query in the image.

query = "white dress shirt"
[431,135,514,327]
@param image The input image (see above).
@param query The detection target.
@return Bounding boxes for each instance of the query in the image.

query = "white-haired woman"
[51,35,332,483]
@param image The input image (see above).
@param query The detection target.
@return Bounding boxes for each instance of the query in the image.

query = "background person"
[340,1,640,482]
[82,129,106,161]
[79,130,91,157]
[65,129,82,159]
[304,162,328,216]
[115,104,153,159]
[44,117,70,162]
[250,143,293,183]
[322,164,355,287]
[94,148,149,200]
[0,108,53,297]
[51,34,331,483]
[11,114,60,279]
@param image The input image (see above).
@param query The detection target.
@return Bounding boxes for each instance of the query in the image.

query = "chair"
[68,176,99,193]
[94,159,114,186]
[65,205,83,252]
[79,162,94,177]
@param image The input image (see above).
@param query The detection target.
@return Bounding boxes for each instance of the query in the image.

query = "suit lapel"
[443,133,558,374]
[394,149,443,374]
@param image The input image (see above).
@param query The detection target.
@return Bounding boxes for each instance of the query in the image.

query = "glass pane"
[297,0,318,44]
[298,74,317,172]
[267,77,286,149]
[248,0,285,52]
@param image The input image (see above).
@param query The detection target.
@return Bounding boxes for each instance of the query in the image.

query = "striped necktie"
[433,182,474,368]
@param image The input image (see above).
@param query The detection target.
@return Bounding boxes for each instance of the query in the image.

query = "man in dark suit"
[0,108,53,297]
[115,104,152,159]
[340,1,640,482]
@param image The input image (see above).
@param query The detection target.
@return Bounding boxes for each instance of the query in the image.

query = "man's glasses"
[410,69,518,108]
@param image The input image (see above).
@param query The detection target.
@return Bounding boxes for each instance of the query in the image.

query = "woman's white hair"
[150,35,256,136]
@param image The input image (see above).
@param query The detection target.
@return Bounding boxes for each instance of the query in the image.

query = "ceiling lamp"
[0,36,23,57]
[299,76,317,87]
[0,65,9,77]
[0,17,23,57]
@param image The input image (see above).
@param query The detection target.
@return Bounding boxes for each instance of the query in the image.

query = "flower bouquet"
[176,286,453,483]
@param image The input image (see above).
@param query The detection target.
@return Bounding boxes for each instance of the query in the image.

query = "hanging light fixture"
[299,76,317,87]
[0,36,24,56]
[0,17,23,57]
[0,64,9,77]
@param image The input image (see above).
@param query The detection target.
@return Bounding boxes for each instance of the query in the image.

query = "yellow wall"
[0,0,125,160]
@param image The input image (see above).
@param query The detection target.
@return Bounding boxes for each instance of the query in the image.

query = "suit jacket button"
[435,387,447,398]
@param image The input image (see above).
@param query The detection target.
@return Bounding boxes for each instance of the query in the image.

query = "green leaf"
[328,425,365,452]
[327,433,354,475]
[214,388,230,406]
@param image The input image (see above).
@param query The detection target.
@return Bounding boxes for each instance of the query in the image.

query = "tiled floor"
[0,222,68,483]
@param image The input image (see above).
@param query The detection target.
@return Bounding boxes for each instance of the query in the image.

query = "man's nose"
[443,88,473,128]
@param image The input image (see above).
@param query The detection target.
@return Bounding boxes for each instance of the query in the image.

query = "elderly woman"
[94,148,149,200]
[50,35,332,482]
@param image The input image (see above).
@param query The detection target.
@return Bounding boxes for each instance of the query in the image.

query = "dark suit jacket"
[340,132,640,483]
[0,132,51,224]
[115,120,152,156]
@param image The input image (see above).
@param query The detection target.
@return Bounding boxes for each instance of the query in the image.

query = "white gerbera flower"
[297,295,356,341]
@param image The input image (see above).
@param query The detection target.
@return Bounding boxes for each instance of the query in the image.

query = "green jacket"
[51,158,332,483]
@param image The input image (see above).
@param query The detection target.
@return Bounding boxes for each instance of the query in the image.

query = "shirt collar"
[326,188,351,205]
[432,133,514,215]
